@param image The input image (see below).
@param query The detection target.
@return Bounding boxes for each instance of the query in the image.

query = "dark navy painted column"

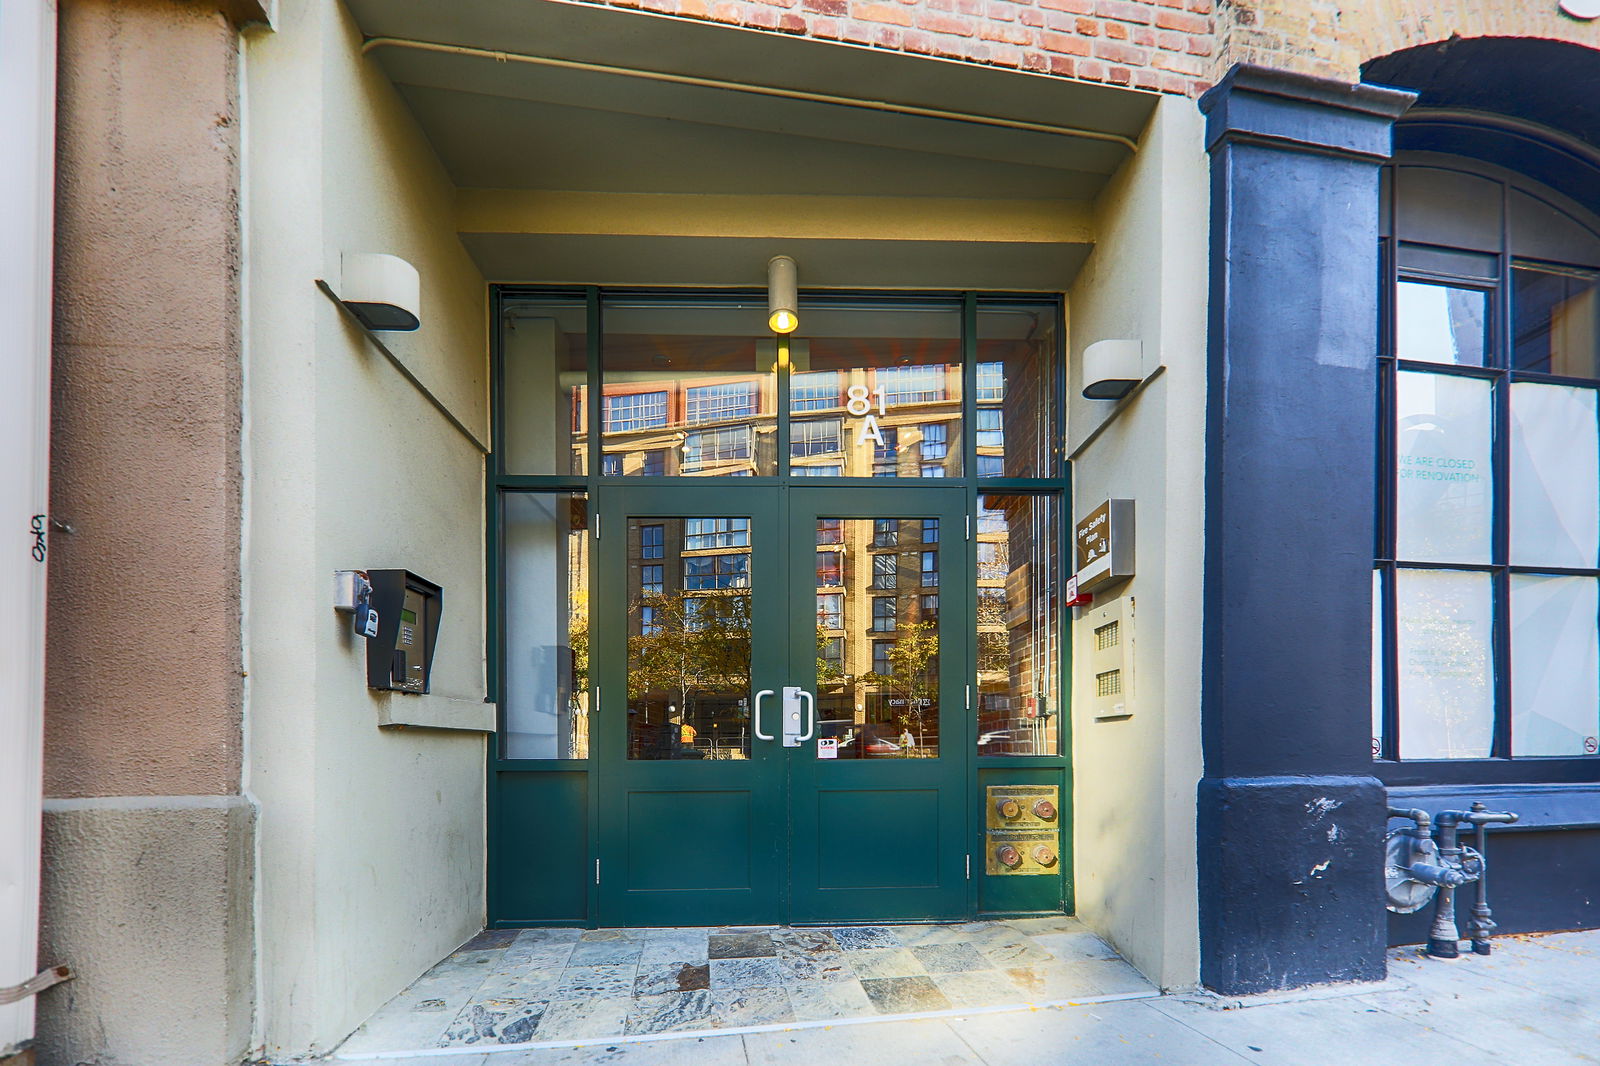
[1198,66,1414,995]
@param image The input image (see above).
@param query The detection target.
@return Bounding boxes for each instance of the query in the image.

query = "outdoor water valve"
[1385,803,1518,957]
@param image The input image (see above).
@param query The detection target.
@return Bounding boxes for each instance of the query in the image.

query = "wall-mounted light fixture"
[767,255,798,334]
[1559,0,1600,20]
[340,252,421,332]
[1081,339,1143,399]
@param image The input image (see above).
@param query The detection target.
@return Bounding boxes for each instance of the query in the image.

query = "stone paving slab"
[333,918,1140,1056]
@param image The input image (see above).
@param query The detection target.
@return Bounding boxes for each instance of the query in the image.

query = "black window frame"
[1375,149,1600,786]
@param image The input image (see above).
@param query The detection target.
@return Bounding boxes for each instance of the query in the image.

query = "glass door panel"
[594,488,786,926]
[786,486,970,924]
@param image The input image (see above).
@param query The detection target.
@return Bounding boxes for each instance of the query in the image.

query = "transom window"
[1376,154,1600,764]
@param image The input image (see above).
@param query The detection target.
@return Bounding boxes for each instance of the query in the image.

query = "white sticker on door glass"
[1396,371,1493,564]
[1511,574,1600,757]
[1396,568,1494,760]
[1511,383,1599,569]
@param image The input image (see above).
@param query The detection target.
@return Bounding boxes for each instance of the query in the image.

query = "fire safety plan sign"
[1073,499,1135,593]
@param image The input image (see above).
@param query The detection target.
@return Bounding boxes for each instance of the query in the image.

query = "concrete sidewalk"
[324,930,1600,1065]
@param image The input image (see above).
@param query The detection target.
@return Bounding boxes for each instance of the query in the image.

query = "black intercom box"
[366,569,442,694]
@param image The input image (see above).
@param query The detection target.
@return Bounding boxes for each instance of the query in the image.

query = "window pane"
[1396,568,1494,760]
[628,517,753,760]
[602,298,774,476]
[502,493,590,758]
[814,518,940,758]
[1396,371,1493,563]
[1510,382,1599,569]
[1396,281,1487,366]
[1513,264,1600,379]
[1511,575,1600,757]
[502,297,587,475]
[976,495,1060,756]
[977,305,1059,477]
[787,301,962,477]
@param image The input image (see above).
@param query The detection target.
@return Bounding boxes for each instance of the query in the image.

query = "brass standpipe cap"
[996,845,1023,868]
[1032,845,1058,867]
[1032,798,1057,821]
[996,798,1022,820]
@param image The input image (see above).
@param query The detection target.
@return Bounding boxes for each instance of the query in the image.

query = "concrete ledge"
[375,693,495,732]
[37,795,255,1066]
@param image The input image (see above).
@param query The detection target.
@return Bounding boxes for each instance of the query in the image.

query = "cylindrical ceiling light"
[767,255,798,334]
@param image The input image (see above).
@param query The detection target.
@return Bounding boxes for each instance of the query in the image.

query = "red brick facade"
[575,0,1218,95]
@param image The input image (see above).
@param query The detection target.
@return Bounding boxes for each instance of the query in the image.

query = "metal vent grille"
[1094,619,1119,650]
[1096,669,1122,697]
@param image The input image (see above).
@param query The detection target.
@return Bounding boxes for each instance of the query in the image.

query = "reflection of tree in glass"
[627,592,752,716]
[863,619,938,753]
[816,627,845,686]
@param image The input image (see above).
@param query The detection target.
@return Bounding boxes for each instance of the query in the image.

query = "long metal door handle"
[797,689,815,742]
[753,689,775,741]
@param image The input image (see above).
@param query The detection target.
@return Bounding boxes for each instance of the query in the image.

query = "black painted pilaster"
[1198,66,1414,995]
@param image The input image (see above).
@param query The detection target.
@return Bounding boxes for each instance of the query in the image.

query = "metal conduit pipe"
[1384,803,1518,959]
[359,37,1143,154]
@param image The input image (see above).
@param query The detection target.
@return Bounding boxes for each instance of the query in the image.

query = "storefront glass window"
[1394,371,1493,564]
[1395,568,1494,760]
[501,296,587,475]
[975,494,1060,757]
[627,516,754,760]
[1396,281,1487,366]
[1512,264,1600,378]
[501,492,590,759]
[601,297,774,476]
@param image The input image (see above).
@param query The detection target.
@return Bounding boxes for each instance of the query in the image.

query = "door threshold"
[330,989,1162,1061]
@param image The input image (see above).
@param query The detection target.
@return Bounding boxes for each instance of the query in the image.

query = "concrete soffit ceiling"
[345,0,1159,288]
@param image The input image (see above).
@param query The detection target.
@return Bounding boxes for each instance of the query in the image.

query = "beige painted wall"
[1065,94,1208,991]
[244,0,490,1056]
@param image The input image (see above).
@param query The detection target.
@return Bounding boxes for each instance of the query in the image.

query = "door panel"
[787,488,971,923]
[594,488,787,926]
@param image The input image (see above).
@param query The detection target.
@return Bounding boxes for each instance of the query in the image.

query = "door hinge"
[965,514,972,541]
[965,684,971,710]
[592,513,601,540]
[596,859,601,885]
[594,685,600,715]
[965,854,971,880]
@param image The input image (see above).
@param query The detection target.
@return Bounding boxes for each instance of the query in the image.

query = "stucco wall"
[1065,94,1207,991]
[244,0,490,1056]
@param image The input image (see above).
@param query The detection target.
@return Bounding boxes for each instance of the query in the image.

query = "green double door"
[592,484,970,926]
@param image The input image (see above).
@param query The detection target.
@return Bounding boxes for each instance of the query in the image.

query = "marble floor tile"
[769,928,840,954]
[336,1000,459,1055]
[531,994,632,1041]
[460,928,521,951]
[1003,915,1088,936]
[775,948,853,983]
[1027,930,1120,962]
[568,938,645,966]
[709,956,787,989]
[890,924,972,947]
[929,969,1021,1008]
[471,963,565,1002]
[513,926,582,945]
[624,989,717,1035]
[634,961,711,995]
[859,975,953,1014]
[910,942,991,974]
[708,984,795,1027]
[785,976,875,1021]
[973,935,1055,968]
[828,926,901,951]
[440,997,548,1046]
[846,947,927,980]
[555,962,638,996]
[579,928,633,941]
[707,931,777,959]
[638,931,711,966]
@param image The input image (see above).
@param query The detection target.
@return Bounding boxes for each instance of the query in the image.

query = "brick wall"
[573,0,1598,99]
[577,0,1218,95]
